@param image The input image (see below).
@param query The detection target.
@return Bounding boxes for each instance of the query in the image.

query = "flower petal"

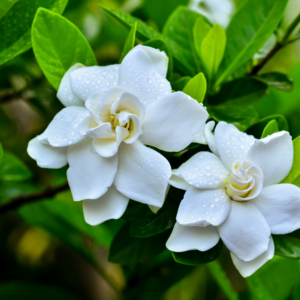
[114,141,171,207]
[252,184,300,234]
[205,121,219,155]
[83,185,129,225]
[246,131,293,186]
[57,63,85,106]
[70,65,119,101]
[215,121,256,170]
[193,124,207,144]
[140,92,208,151]
[173,152,229,190]
[119,46,172,108]
[169,172,190,190]
[166,222,220,252]
[123,115,142,144]
[27,137,67,169]
[231,237,274,277]
[177,187,231,227]
[67,140,118,201]
[38,106,90,147]
[218,201,271,261]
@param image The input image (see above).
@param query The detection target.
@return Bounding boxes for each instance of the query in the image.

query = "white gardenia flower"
[28,45,208,225]
[167,121,300,277]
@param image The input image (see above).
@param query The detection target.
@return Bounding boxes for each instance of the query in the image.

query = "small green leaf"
[193,16,212,59]
[183,72,206,103]
[273,234,300,259]
[201,24,226,82]
[0,0,68,66]
[0,0,17,20]
[32,8,97,90]
[261,119,279,138]
[172,76,191,91]
[255,72,293,92]
[0,151,32,181]
[172,240,223,266]
[143,38,173,80]
[119,22,137,63]
[109,222,169,264]
[100,5,161,42]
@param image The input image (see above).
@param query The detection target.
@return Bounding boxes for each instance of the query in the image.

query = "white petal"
[86,122,114,139]
[177,188,231,227]
[173,152,229,189]
[169,172,190,190]
[110,91,146,121]
[83,185,129,225]
[57,64,85,107]
[193,124,207,144]
[246,131,293,186]
[140,92,208,152]
[92,138,118,158]
[205,121,219,155]
[252,184,300,234]
[70,65,119,101]
[215,121,256,170]
[38,106,90,147]
[218,201,271,261]
[123,115,142,144]
[114,141,171,207]
[166,222,220,252]
[231,237,274,277]
[27,137,67,169]
[67,140,118,201]
[119,46,172,108]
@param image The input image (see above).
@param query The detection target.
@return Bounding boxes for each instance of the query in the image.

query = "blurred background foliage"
[1,0,300,299]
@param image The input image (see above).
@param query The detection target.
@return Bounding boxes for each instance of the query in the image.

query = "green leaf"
[207,104,258,131]
[0,151,32,181]
[261,119,279,138]
[119,22,137,63]
[273,234,300,259]
[0,0,17,20]
[216,0,289,86]
[247,114,289,138]
[172,76,191,91]
[100,5,161,42]
[143,38,173,80]
[172,240,223,266]
[0,0,68,66]
[193,16,212,59]
[109,222,169,264]
[0,282,81,300]
[282,136,300,185]
[0,144,3,165]
[255,72,293,92]
[208,77,267,106]
[201,24,226,82]
[182,72,206,103]
[32,8,97,90]
[247,256,300,300]
[130,205,177,238]
[163,7,204,76]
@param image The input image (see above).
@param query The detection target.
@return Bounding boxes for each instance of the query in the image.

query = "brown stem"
[0,182,69,214]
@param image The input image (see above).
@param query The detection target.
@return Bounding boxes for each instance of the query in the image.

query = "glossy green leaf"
[0,151,32,181]
[119,22,137,63]
[216,0,289,86]
[0,0,68,66]
[261,119,279,138]
[109,222,169,264]
[0,282,81,300]
[247,256,300,300]
[131,205,177,238]
[282,136,300,186]
[208,77,267,106]
[208,105,258,131]
[193,16,211,59]
[100,5,161,42]
[172,240,223,266]
[247,114,289,138]
[143,38,173,80]
[255,72,293,92]
[172,76,191,91]
[183,72,206,103]
[0,0,17,20]
[163,7,204,76]
[273,234,300,259]
[32,8,97,90]
[201,24,226,81]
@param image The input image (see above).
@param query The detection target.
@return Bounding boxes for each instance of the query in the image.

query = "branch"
[0,182,69,215]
